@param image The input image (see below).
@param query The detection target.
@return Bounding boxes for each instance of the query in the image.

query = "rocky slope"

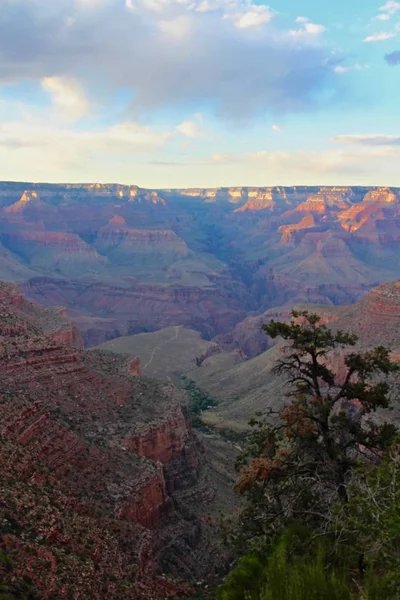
[332,280,400,351]
[0,282,232,598]
[0,183,399,345]
[188,281,400,431]
[215,304,340,358]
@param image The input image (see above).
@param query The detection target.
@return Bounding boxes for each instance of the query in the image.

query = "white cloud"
[202,145,400,186]
[158,15,192,38]
[1,102,400,187]
[296,16,309,24]
[334,66,350,73]
[290,20,326,39]
[176,120,204,138]
[233,5,274,29]
[0,118,171,154]
[272,124,281,131]
[364,31,396,42]
[334,63,368,74]
[379,1,400,15]
[331,134,400,146]
[106,122,172,147]
[41,76,89,122]
[0,0,338,119]
[0,108,174,184]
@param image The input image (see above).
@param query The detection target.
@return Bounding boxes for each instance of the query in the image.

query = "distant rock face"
[279,214,316,243]
[0,182,399,347]
[95,224,190,257]
[0,281,225,598]
[235,188,276,212]
[21,278,249,344]
[215,304,340,358]
[333,280,400,350]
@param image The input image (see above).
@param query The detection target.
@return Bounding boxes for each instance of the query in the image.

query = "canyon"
[0,183,400,347]
[187,281,400,431]
[1,181,400,597]
[0,281,234,599]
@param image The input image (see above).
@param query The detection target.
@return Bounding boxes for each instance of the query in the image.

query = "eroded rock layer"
[0,282,225,599]
[0,183,399,346]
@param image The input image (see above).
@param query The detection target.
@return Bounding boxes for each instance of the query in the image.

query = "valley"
[0,183,399,348]
[1,181,400,598]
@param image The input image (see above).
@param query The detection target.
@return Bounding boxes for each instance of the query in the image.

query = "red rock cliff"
[0,281,218,598]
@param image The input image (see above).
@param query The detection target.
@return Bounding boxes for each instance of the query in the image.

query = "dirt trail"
[142,326,180,371]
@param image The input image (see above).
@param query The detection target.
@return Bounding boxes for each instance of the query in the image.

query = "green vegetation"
[218,528,354,600]
[219,311,400,599]
[181,376,218,428]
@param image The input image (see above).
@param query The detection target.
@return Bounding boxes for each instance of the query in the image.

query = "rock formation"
[332,280,400,350]
[0,282,228,598]
[0,182,399,347]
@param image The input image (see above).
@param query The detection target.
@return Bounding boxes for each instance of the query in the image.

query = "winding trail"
[142,326,180,372]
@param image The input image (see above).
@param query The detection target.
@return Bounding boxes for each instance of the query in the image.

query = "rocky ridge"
[0,183,400,347]
[0,282,227,598]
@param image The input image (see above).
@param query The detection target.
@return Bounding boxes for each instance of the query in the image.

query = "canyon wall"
[0,183,399,348]
[0,281,225,599]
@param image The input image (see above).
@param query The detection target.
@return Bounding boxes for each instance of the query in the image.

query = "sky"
[0,0,399,188]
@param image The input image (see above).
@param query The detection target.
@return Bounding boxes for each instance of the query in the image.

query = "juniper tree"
[234,311,398,545]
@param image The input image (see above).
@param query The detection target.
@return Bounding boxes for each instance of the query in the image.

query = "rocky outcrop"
[128,355,142,376]
[4,190,44,213]
[216,304,340,358]
[95,223,189,256]
[128,188,167,205]
[1,182,400,351]
[21,277,249,342]
[332,280,400,350]
[338,188,400,232]
[235,188,276,212]
[0,281,226,598]
[118,465,168,528]
[279,214,316,243]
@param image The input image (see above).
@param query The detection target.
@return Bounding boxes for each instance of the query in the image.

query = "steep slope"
[0,241,38,281]
[332,280,400,351]
[0,282,232,598]
[3,231,108,278]
[94,218,190,269]
[187,345,284,432]
[21,277,249,345]
[215,304,340,358]
[190,283,400,431]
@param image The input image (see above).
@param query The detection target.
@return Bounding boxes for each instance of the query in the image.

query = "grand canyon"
[1,181,400,597]
[2,0,400,596]
[1,183,399,346]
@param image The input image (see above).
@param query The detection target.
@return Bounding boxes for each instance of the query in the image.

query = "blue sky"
[0,0,399,188]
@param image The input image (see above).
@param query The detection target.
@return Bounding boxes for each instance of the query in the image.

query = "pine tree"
[234,311,398,545]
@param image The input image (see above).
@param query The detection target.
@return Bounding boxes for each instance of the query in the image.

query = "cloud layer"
[332,134,400,146]
[0,0,335,118]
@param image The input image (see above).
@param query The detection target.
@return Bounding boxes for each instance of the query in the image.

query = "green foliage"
[234,311,398,546]
[217,527,354,600]
[222,312,400,599]
[217,554,265,600]
[180,377,218,429]
[332,442,400,598]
